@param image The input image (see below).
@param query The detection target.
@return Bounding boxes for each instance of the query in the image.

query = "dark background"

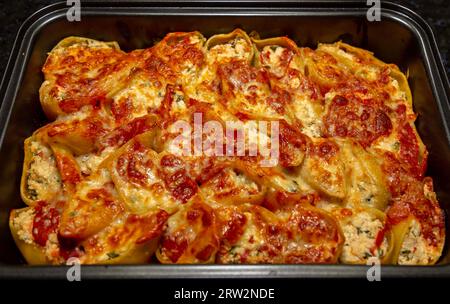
[0,0,448,286]
[0,0,449,81]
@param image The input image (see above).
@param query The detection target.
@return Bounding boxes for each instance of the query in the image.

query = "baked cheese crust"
[10,30,445,265]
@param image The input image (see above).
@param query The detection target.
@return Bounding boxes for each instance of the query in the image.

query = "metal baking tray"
[0,0,449,279]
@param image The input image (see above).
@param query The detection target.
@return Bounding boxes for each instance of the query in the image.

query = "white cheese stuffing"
[208,37,250,63]
[13,208,35,244]
[231,170,259,194]
[340,211,388,264]
[261,46,287,77]
[398,220,436,265]
[27,141,62,201]
[292,96,323,138]
[44,232,61,262]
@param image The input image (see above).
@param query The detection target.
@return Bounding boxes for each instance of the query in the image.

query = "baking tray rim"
[0,0,449,279]
[1,264,450,280]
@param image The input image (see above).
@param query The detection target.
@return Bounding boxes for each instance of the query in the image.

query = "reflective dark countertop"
[0,0,449,80]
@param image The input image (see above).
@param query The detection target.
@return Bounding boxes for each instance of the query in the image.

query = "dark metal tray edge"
[1,264,450,280]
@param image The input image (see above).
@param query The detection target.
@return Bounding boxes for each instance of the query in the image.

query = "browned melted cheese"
[10,30,444,265]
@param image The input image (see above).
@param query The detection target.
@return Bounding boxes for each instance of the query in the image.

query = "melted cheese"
[219,211,268,264]
[13,30,444,266]
[112,78,163,119]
